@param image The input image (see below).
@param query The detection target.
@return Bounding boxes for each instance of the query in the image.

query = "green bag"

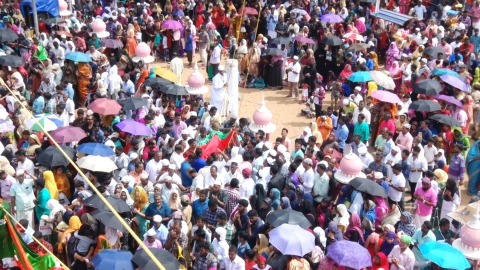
[207,65,213,80]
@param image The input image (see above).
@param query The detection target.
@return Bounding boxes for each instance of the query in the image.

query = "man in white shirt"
[299,158,314,194]
[15,150,34,177]
[312,162,329,203]
[10,170,36,228]
[384,146,402,181]
[407,146,428,202]
[388,164,406,209]
[424,138,438,171]
[209,40,222,76]
[240,168,255,198]
[352,100,371,125]
[62,93,75,123]
[146,151,162,183]
[222,161,243,186]
[414,1,427,20]
[286,56,301,99]
[221,246,245,270]
[358,146,374,169]
[170,144,185,170]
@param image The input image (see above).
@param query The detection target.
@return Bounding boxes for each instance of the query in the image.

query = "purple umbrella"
[101,39,124,49]
[435,94,463,108]
[162,19,183,30]
[116,120,151,136]
[326,241,372,270]
[320,14,344,23]
[440,75,469,92]
[294,36,315,44]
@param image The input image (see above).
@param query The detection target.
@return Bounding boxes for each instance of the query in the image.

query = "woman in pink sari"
[389,61,402,91]
[463,95,474,134]
[339,64,353,82]
[356,18,366,34]
[385,42,400,71]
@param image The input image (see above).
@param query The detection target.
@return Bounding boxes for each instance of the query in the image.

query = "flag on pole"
[198,130,237,159]
[0,202,57,269]
[197,130,230,146]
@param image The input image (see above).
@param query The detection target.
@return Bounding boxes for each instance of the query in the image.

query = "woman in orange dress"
[53,167,72,200]
[126,24,137,57]
[76,62,92,107]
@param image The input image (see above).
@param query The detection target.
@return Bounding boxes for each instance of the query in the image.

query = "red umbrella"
[89,98,122,115]
[51,126,87,144]
[238,7,258,15]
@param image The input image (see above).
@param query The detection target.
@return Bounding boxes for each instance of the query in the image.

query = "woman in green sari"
[34,179,51,222]
[131,186,150,240]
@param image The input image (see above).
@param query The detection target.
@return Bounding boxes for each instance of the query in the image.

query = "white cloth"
[388,245,415,270]
[226,59,239,118]
[389,173,406,202]
[221,255,246,270]
[210,73,227,116]
[287,62,301,82]
[170,57,184,86]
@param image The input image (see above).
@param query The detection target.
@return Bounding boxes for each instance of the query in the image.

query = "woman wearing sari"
[126,24,137,57]
[389,61,403,91]
[131,186,150,240]
[467,140,480,196]
[57,214,82,260]
[53,167,71,200]
[34,178,51,222]
[339,64,353,82]
[44,170,59,200]
[385,42,400,71]
[76,62,92,107]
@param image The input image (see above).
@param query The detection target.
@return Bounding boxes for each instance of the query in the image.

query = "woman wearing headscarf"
[57,214,82,257]
[396,211,417,237]
[336,185,351,207]
[34,178,51,222]
[120,188,134,208]
[237,39,248,74]
[389,61,402,90]
[253,256,272,270]
[334,204,350,232]
[250,183,267,211]
[363,200,377,224]
[440,178,460,220]
[281,197,291,209]
[126,24,137,57]
[76,61,92,107]
[254,234,270,259]
[385,42,400,71]
[379,230,398,256]
[131,186,149,240]
[371,252,390,270]
[167,190,181,212]
[344,213,365,244]
[43,170,59,200]
[53,167,71,200]
[339,64,353,81]
[300,200,317,228]
[270,188,281,210]
[26,134,40,158]
[325,221,343,251]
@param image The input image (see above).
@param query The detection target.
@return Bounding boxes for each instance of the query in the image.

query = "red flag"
[199,130,236,159]
[5,218,33,270]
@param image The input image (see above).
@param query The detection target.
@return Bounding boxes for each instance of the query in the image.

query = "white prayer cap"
[146,229,156,236]
[218,65,225,71]
[153,215,162,223]
[161,159,170,166]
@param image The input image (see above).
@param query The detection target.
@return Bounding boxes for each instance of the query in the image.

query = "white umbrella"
[370,71,396,90]
[343,33,365,42]
[77,155,118,172]
[269,224,315,257]
[291,8,307,16]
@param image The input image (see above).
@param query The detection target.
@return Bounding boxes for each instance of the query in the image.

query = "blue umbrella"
[419,242,470,270]
[77,142,115,157]
[348,71,372,83]
[35,113,63,127]
[92,249,134,270]
[432,68,460,78]
[65,52,92,62]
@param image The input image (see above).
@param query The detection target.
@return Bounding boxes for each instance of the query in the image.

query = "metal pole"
[31,0,39,37]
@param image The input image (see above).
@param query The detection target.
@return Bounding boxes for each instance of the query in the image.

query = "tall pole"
[31,0,39,37]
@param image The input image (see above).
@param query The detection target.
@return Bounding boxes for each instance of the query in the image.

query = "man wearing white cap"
[397,123,414,152]
[286,56,301,99]
[210,65,227,116]
[414,0,426,20]
[10,169,36,228]
[146,215,169,245]
[358,145,374,169]
[146,151,163,183]
[385,145,402,181]
[142,229,163,249]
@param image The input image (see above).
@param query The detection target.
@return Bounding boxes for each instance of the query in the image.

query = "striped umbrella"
[26,116,62,131]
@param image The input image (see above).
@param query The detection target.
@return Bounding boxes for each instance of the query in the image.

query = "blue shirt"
[64,84,74,100]
[192,158,206,172]
[144,201,172,225]
[32,96,45,115]
[192,198,209,219]
[335,124,349,149]
[419,127,432,145]
[448,53,463,63]
[185,35,193,52]
[366,59,374,71]
[180,161,192,187]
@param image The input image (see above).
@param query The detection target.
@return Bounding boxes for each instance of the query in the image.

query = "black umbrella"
[271,37,291,45]
[430,114,461,127]
[0,29,18,43]
[132,248,180,270]
[159,84,190,96]
[92,210,127,232]
[424,47,444,58]
[409,100,442,112]
[43,18,66,25]
[36,145,75,168]
[84,195,131,213]
[347,43,368,52]
[413,79,442,96]
[265,48,283,56]
[350,177,387,198]
[265,209,311,229]
[101,39,124,49]
[322,36,343,46]
[0,55,24,67]
[119,97,149,110]
[145,77,172,88]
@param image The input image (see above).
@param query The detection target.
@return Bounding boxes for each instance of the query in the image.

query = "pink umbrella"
[294,36,315,44]
[89,98,122,115]
[162,19,183,30]
[343,33,364,42]
[238,7,258,15]
[51,126,87,144]
[371,90,401,104]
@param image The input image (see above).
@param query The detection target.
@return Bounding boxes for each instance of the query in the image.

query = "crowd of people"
[0,0,479,268]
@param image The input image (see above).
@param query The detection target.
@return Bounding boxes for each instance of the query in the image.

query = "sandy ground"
[152,58,316,140]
